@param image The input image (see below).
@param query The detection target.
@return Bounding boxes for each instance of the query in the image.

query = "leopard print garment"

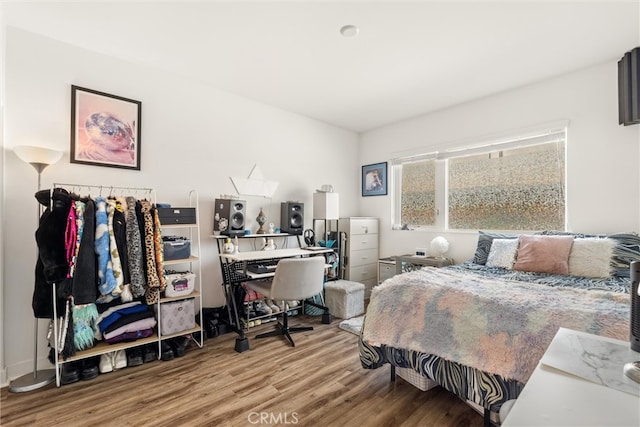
[125,196,146,298]
[152,206,166,292]
[140,200,160,304]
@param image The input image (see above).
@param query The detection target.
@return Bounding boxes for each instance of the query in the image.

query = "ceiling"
[4,1,640,133]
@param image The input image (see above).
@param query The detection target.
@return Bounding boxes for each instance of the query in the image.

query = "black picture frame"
[362,162,388,196]
[70,85,141,170]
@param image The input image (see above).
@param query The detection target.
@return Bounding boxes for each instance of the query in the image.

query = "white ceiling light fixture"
[340,24,359,38]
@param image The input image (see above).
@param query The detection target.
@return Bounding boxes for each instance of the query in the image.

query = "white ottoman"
[324,280,365,319]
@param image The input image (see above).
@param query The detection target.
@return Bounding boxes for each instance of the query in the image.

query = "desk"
[219,247,334,262]
[503,328,640,426]
[214,236,333,352]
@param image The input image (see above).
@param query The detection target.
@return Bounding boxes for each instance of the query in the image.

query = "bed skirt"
[358,327,525,412]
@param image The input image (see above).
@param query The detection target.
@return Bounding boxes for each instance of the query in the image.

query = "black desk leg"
[305,298,333,324]
[224,282,250,353]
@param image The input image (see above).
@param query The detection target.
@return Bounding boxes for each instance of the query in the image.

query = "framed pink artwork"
[70,85,141,170]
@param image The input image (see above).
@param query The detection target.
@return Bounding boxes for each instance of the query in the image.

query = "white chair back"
[269,256,325,301]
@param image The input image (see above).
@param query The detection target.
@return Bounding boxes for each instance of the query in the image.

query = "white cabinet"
[339,217,379,298]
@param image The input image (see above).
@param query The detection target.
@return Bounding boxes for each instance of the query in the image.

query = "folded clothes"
[105,328,154,344]
[102,308,155,335]
[99,304,150,332]
[103,317,157,340]
[94,301,143,340]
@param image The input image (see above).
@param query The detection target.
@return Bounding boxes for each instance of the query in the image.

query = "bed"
[359,231,637,424]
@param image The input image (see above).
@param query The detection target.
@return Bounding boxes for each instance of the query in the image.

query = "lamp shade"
[430,236,449,258]
[14,145,63,166]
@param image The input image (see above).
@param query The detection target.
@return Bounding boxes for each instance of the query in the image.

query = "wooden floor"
[1,316,484,427]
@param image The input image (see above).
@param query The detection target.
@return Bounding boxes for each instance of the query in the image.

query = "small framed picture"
[362,162,388,196]
[70,85,141,170]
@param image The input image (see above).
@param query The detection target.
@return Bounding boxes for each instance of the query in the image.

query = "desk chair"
[246,256,325,347]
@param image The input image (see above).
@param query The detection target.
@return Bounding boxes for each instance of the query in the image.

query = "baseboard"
[4,355,55,387]
[0,365,8,388]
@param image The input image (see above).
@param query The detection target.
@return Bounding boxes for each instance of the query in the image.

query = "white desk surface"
[212,233,293,240]
[219,247,333,262]
[503,328,640,426]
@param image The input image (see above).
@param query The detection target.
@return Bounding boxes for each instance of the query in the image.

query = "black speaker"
[214,199,246,236]
[280,202,304,235]
[631,261,640,352]
[618,47,640,126]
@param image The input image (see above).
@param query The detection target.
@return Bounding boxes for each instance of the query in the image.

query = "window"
[399,158,437,227]
[392,126,566,231]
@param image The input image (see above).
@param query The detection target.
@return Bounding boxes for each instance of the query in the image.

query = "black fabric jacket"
[33,188,71,318]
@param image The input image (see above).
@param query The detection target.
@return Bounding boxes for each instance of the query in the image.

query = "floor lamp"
[9,145,63,392]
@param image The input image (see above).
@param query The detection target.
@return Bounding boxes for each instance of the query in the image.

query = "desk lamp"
[430,236,449,259]
[9,145,63,392]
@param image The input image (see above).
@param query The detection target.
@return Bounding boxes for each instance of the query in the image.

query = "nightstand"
[395,255,454,275]
[378,257,397,284]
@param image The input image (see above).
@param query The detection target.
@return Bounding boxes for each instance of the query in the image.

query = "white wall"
[1,27,359,384]
[359,61,640,263]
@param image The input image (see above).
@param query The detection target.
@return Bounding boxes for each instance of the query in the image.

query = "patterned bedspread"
[359,262,631,410]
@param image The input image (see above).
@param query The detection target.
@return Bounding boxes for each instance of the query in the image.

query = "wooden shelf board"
[160,290,201,303]
[159,324,202,340]
[164,255,199,265]
[59,334,159,363]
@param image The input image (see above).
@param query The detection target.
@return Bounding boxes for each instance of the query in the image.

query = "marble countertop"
[540,328,640,396]
[503,328,640,426]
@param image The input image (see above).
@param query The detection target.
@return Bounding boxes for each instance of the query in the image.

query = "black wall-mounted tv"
[618,47,640,126]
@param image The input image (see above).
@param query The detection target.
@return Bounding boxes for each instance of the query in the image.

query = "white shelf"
[157,190,203,348]
[159,290,201,304]
[219,247,332,262]
[164,255,199,265]
[161,223,197,228]
[212,232,294,239]
[60,334,159,363]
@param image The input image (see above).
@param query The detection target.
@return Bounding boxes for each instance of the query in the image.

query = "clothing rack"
[53,183,156,199]
[48,182,161,387]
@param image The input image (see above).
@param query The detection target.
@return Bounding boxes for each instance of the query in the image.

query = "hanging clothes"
[106,197,124,297]
[95,196,117,302]
[71,198,98,304]
[152,205,166,293]
[114,197,132,301]
[125,196,146,298]
[31,184,158,361]
[70,198,99,352]
[33,188,72,319]
[140,199,160,304]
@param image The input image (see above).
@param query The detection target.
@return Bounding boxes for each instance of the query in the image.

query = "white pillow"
[568,238,615,278]
[486,238,519,269]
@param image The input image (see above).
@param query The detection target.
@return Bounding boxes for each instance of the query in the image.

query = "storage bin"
[157,207,197,225]
[396,367,438,391]
[164,271,195,297]
[324,279,365,319]
[157,299,195,336]
[163,236,191,260]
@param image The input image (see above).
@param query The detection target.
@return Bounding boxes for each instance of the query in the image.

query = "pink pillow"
[513,235,574,275]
